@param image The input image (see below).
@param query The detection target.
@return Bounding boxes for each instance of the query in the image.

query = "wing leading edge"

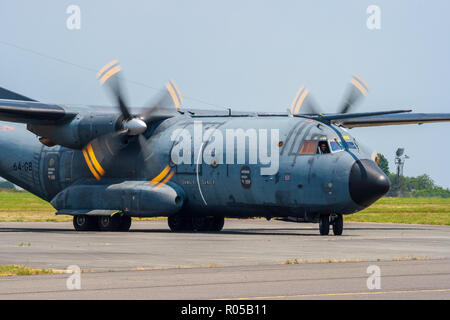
[0,99,76,124]
[337,113,450,128]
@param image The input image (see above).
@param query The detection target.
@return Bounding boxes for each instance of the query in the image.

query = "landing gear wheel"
[208,217,224,232]
[332,214,343,236]
[118,215,132,232]
[191,217,209,231]
[73,215,98,231]
[168,215,186,232]
[98,215,120,231]
[319,215,330,236]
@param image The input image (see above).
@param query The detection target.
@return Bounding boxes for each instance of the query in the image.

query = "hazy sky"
[1,1,450,187]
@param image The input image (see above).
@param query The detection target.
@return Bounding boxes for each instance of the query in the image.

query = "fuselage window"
[299,140,318,154]
[317,141,331,154]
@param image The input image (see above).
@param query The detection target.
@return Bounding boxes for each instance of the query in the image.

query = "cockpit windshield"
[298,134,358,155]
[323,136,359,153]
[329,140,343,152]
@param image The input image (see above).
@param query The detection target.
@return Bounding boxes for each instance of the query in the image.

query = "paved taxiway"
[0,219,449,299]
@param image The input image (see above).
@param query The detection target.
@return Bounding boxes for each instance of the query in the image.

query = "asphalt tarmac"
[0,219,449,299]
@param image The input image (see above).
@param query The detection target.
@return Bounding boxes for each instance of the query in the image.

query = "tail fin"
[0,86,35,101]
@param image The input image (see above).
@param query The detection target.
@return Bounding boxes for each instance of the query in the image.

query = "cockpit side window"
[342,135,358,150]
[346,141,357,149]
[317,141,330,154]
[298,140,317,154]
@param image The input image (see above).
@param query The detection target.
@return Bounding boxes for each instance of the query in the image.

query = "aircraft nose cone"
[349,159,390,207]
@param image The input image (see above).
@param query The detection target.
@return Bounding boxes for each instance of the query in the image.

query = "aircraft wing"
[0,86,35,102]
[0,99,77,124]
[337,113,450,128]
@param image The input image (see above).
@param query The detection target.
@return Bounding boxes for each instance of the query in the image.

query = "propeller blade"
[97,60,132,119]
[82,130,129,180]
[138,134,155,174]
[300,94,321,115]
[338,74,369,114]
[139,80,182,123]
[109,76,132,120]
[136,80,184,175]
[290,86,322,115]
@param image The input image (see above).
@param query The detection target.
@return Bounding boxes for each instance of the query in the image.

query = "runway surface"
[0,219,449,299]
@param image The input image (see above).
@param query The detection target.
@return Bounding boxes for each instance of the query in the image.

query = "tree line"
[377,154,450,197]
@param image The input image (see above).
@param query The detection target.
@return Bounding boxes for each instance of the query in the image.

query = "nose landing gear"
[331,214,343,236]
[319,214,343,236]
[319,215,330,235]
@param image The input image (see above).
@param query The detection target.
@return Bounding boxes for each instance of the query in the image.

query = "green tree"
[376,153,390,175]
[386,173,450,198]
[407,174,434,191]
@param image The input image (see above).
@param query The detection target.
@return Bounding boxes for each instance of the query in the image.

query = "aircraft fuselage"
[0,114,389,222]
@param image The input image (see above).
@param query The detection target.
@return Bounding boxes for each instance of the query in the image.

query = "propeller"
[82,60,182,181]
[290,73,370,116]
[337,74,369,114]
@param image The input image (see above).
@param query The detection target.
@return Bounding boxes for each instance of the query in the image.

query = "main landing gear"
[319,214,343,236]
[168,215,225,232]
[73,215,132,232]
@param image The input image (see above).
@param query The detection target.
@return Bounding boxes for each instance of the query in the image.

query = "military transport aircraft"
[1,62,449,235]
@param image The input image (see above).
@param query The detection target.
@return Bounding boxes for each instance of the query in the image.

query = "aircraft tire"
[118,215,132,232]
[98,215,121,231]
[73,215,98,231]
[208,217,224,232]
[191,217,209,231]
[332,215,343,236]
[319,215,330,236]
[168,214,186,232]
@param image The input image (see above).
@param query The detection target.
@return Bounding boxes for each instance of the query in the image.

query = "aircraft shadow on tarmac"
[130,226,435,236]
[0,227,320,236]
[0,225,435,237]
[131,228,320,237]
[0,227,322,237]
[0,227,75,233]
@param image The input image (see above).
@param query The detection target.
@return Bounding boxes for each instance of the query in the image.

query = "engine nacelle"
[50,180,185,217]
[28,112,120,149]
